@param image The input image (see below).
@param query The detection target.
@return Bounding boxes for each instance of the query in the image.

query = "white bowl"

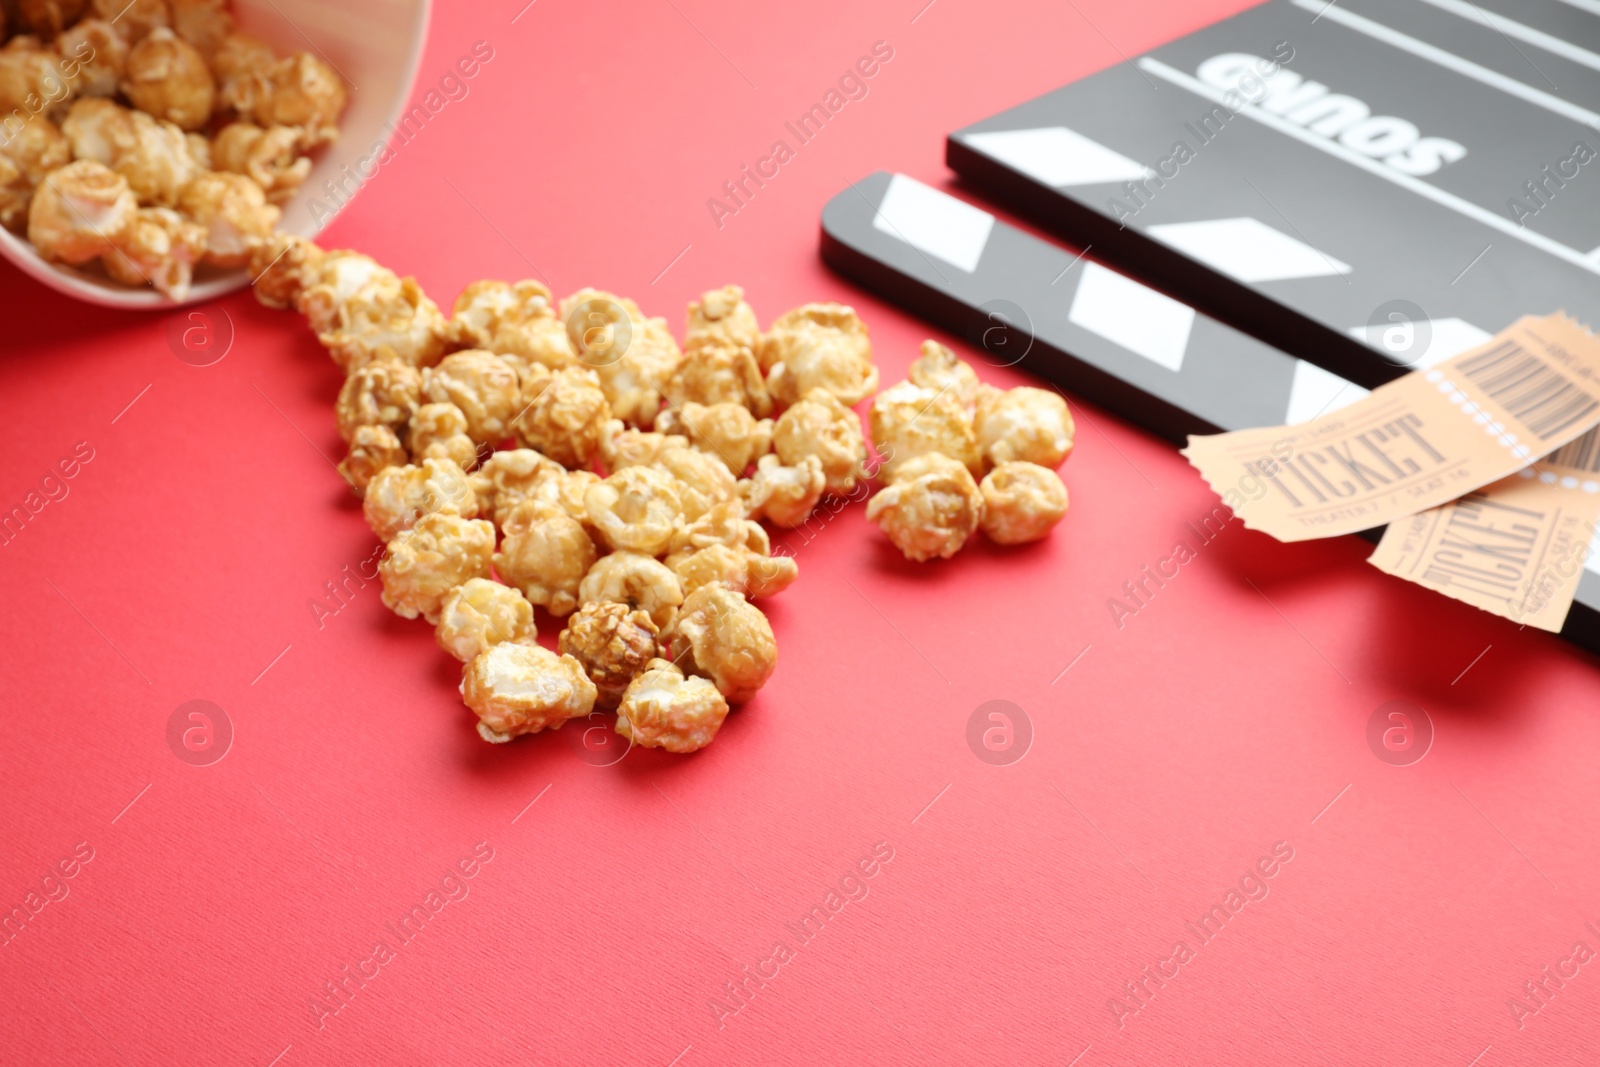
[0,0,430,309]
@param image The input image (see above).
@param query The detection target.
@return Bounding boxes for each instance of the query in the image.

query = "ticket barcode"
[1457,341,1600,441]
[1545,428,1600,474]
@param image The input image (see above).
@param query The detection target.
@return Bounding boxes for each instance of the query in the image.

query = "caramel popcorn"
[338,423,406,495]
[979,461,1068,545]
[662,585,777,704]
[668,541,797,600]
[685,284,760,353]
[316,273,448,370]
[121,27,215,130]
[578,551,683,630]
[869,380,981,482]
[363,457,479,541]
[169,0,232,59]
[530,468,601,527]
[209,32,273,89]
[176,169,278,267]
[598,320,680,429]
[462,642,597,744]
[27,159,135,264]
[0,37,74,117]
[100,205,203,297]
[210,122,310,203]
[664,339,771,416]
[975,386,1074,470]
[599,419,688,471]
[448,278,575,369]
[408,402,479,472]
[435,577,537,664]
[772,387,867,495]
[378,509,495,624]
[513,365,610,469]
[421,350,520,445]
[908,340,982,412]
[615,658,729,754]
[335,359,422,443]
[761,303,878,407]
[557,601,659,707]
[494,499,596,616]
[223,51,344,146]
[865,452,985,562]
[585,465,684,556]
[741,454,824,528]
[470,448,561,527]
[668,499,770,555]
[16,0,89,38]
[248,231,323,309]
[294,250,395,333]
[57,19,126,97]
[662,401,773,476]
[0,117,70,231]
[68,101,202,207]
[649,443,738,523]
[90,0,168,42]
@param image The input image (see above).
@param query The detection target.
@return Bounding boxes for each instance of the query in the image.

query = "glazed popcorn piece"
[493,499,596,617]
[866,452,985,562]
[979,462,1068,545]
[869,380,981,482]
[338,424,407,496]
[584,465,684,556]
[121,27,215,130]
[772,387,867,495]
[975,386,1074,470]
[649,443,738,523]
[661,401,774,476]
[223,51,345,145]
[335,359,422,443]
[595,315,682,430]
[667,541,797,600]
[379,509,495,624]
[907,340,982,412]
[664,339,771,417]
[449,279,575,369]
[462,642,597,744]
[557,601,659,707]
[578,551,684,630]
[408,402,479,472]
[101,205,204,297]
[363,457,479,541]
[295,251,394,332]
[27,159,136,264]
[599,419,689,471]
[62,100,203,207]
[469,448,562,527]
[210,122,310,203]
[0,37,75,117]
[91,0,169,42]
[57,19,126,98]
[422,350,521,444]
[248,231,323,309]
[435,577,537,663]
[0,118,70,232]
[685,284,760,354]
[513,366,610,468]
[316,273,448,370]
[661,585,777,704]
[667,500,770,558]
[169,0,234,59]
[14,0,89,37]
[741,454,824,529]
[176,169,278,267]
[615,658,730,754]
[761,302,878,407]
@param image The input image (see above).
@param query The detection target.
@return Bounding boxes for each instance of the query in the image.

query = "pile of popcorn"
[0,0,345,299]
[249,231,1074,754]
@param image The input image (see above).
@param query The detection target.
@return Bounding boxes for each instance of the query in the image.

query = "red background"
[4,1,1600,1064]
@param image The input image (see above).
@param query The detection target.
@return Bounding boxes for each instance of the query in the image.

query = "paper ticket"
[1366,429,1600,632]
[1181,315,1600,542]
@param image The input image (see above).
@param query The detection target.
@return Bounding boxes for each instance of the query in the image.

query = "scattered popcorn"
[908,340,982,412]
[493,499,596,616]
[335,359,422,444]
[600,419,688,471]
[363,457,479,541]
[409,402,479,472]
[649,443,738,523]
[462,642,596,744]
[741,454,824,529]
[662,585,777,704]
[27,159,136,264]
[762,303,878,407]
[665,339,771,416]
[667,541,797,600]
[247,232,324,309]
[661,401,773,476]
[422,350,521,444]
[315,273,447,370]
[685,284,760,354]
[378,509,495,624]
[668,500,772,559]
[338,423,406,496]
[578,551,684,630]
[975,386,1075,470]
[435,577,537,664]
[866,451,985,562]
[513,365,610,469]
[773,387,867,495]
[979,461,1068,545]
[615,658,729,753]
[557,601,659,708]
[869,380,981,482]
[470,448,562,527]
[585,465,684,556]
[449,279,575,370]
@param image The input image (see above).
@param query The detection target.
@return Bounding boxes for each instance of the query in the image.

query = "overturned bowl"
[0,0,430,309]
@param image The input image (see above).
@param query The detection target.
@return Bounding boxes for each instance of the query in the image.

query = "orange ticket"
[1182,315,1600,542]
[1367,429,1600,632]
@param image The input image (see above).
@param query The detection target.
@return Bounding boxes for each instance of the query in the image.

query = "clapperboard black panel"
[946,0,1600,391]
[818,171,1600,652]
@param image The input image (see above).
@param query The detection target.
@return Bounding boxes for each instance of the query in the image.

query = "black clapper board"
[945,0,1600,392]
[818,170,1600,653]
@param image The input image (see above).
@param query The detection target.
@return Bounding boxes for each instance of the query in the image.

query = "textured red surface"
[4,1,1600,1064]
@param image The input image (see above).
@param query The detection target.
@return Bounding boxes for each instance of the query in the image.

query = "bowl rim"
[0,0,433,312]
